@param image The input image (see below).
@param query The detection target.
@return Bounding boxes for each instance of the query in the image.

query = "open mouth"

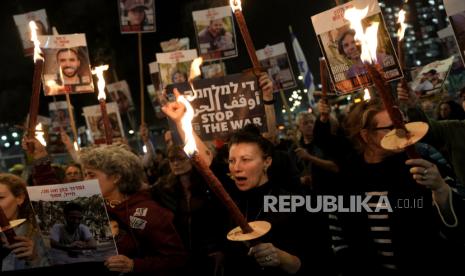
[234,176,247,183]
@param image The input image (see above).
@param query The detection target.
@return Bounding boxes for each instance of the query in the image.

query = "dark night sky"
[0,0,333,128]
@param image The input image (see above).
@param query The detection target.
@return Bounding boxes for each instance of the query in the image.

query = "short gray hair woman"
[80,145,186,274]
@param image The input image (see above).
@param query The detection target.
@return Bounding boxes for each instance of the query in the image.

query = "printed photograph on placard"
[311,0,402,94]
[106,80,134,114]
[201,62,227,79]
[118,0,156,33]
[193,6,238,61]
[160,37,190,52]
[39,34,94,96]
[156,49,198,88]
[82,103,124,145]
[444,0,465,66]
[27,180,118,266]
[13,9,50,56]
[411,56,454,97]
[257,42,296,92]
[48,101,73,153]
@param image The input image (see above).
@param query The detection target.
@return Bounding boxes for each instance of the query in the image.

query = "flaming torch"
[173,59,270,242]
[27,21,44,142]
[344,7,426,157]
[230,0,261,73]
[92,65,113,145]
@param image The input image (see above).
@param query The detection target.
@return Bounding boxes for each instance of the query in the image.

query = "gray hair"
[295,112,316,127]
[80,145,143,195]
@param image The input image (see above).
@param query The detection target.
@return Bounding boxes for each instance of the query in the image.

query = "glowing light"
[35,123,47,146]
[229,0,242,11]
[397,9,407,41]
[91,65,109,100]
[29,21,43,62]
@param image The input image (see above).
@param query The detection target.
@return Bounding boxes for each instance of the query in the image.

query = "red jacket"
[108,191,187,274]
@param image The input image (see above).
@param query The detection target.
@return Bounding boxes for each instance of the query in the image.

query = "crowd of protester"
[1,74,465,275]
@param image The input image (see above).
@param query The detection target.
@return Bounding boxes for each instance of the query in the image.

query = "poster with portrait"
[118,0,156,34]
[106,80,135,114]
[13,9,50,57]
[444,0,465,66]
[193,6,238,61]
[167,72,266,140]
[48,101,73,153]
[160,37,190,52]
[201,62,227,79]
[256,43,297,92]
[438,26,464,70]
[156,49,198,88]
[82,102,125,145]
[148,62,166,118]
[27,180,118,265]
[311,0,402,94]
[410,56,454,97]
[38,34,94,96]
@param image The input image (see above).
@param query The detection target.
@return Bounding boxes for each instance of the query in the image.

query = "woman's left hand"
[6,236,36,260]
[104,255,134,273]
[248,242,281,267]
[406,159,448,191]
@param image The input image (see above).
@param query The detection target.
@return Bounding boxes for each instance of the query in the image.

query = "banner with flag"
[289,25,316,107]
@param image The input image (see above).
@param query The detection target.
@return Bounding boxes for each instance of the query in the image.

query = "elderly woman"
[79,145,186,275]
[326,98,465,275]
[0,173,50,271]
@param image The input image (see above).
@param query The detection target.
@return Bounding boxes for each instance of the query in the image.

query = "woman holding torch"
[162,93,331,276]
[323,97,465,275]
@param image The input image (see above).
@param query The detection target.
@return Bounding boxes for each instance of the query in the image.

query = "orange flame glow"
[29,21,43,62]
[187,57,203,101]
[177,94,197,156]
[35,123,47,146]
[363,88,371,101]
[397,9,407,41]
[344,7,379,64]
[91,65,109,100]
[230,0,242,11]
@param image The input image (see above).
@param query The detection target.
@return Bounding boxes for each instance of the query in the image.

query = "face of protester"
[439,103,451,119]
[57,50,80,78]
[362,110,400,155]
[0,183,25,220]
[84,168,120,199]
[342,33,360,61]
[168,151,192,176]
[64,166,83,183]
[208,19,225,37]
[228,143,272,191]
[298,117,315,139]
[128,7,146,25]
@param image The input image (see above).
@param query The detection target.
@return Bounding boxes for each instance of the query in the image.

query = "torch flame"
[29,21,43,62]
[73,141,79,152]
[397,9,407,41]
[187,57,203,101]
[35,123,47,146]
[230,0,242,11]
[92,65,109,100]
[177,94,197,156]
[363,88,371,101]
[344,7,379,64]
